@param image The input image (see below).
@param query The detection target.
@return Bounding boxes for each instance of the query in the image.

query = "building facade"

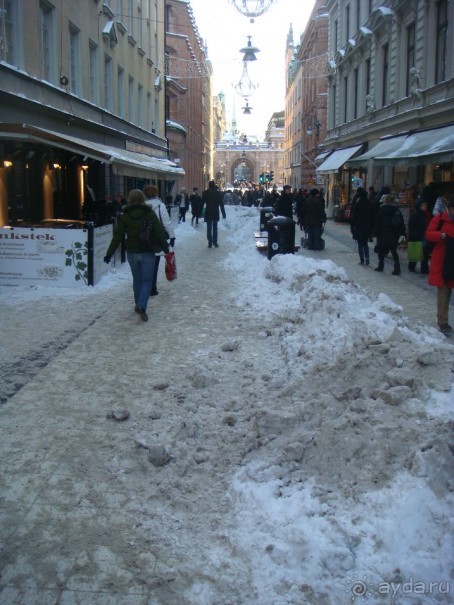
[284,2,329,192]
[318,0,454,213]
[0,0,184,227]
[165,0,213,193]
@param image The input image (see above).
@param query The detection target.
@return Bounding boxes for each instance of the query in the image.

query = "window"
[129,75,135,121]
[343,75,348,123]
[138,83,143,127]
[104,54,112,110]
[353,67,358,119]
[0,0,16,64]
[382,43,389,106]
[147,91,152,130]
[89,41,99,104]
[116,0,122,17]
[117,66,125,117]
[405,23,415,96]
[345,4,350,43]
[39,1,54,80]
[333,19,338,51]
[127,0,133,36]
[69,23,81,94]
[435,0,448,84]
[137,1,142,48]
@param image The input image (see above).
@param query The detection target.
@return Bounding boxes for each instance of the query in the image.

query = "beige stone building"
[0,0,184,226]
[318,0,454,214]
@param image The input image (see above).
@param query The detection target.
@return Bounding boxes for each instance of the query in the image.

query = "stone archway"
[230,157,255,186]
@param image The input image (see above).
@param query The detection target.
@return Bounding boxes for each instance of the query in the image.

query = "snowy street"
[0,207,453,605]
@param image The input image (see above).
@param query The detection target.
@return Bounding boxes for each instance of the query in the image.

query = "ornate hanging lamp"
[229,0,276,21]
[242,99,252,114]
[234,62,258,98]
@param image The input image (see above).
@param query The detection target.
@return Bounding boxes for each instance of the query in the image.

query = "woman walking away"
[104,189,169,322]
[425,196,454,336]
[349,188,375,265]
[407,196,430,274]
[373,194,406,275]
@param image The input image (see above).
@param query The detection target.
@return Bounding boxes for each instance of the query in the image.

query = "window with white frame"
[104,53,112,110]
[89,40,99,104]
[381,42,389,106]
[0,0,18,65]
[138,83,143,127]
[435,0,448,84]
[147,91,152,131]
[39,1,55,81]
[129,75,135,122]
[117,66,125,117]
[127,0,133,36]
[405,23,415,96]
[69,22,81,94]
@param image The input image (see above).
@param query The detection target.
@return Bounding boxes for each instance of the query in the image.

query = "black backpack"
[138,217,162,252]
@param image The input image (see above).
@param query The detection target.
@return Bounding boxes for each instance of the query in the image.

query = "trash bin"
[267,216,295,260]
[259,207,273,232]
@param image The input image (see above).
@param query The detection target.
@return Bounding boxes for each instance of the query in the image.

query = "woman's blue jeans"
[127,251,155,311]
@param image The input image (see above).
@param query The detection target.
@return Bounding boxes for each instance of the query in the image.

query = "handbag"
[443,236,454,281]
[407,241,424,262]
[165,251,177,281]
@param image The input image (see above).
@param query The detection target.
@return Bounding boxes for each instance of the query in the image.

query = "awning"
[347,135,408,166]
[0,123,185,178]
[316,144,363,173]
[314,150,331,163]
[373,124,454,166]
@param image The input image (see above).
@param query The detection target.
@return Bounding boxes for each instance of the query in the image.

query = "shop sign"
[0,227,90,288]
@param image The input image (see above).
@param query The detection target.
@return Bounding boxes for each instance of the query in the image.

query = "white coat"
[145,197,175,255]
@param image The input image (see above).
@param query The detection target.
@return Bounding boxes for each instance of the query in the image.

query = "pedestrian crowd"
[103,180,454,337]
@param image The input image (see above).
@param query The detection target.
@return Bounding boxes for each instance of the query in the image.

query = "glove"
[398,235,406,244]
[169,238,175,247]
[104,255,111,264]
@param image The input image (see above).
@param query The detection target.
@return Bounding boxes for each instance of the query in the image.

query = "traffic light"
[259,173,264,183]
[265,172,270,182]
[269,170,274,182]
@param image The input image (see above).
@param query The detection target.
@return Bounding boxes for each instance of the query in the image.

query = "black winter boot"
[392,262,401,275]
[374,263,384,272]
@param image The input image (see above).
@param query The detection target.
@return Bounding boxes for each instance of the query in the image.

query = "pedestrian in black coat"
[202,180,226,248]
[349,189,375,265]
[373,194,406,275]
[304,188,327,250]
[274,185,294,218]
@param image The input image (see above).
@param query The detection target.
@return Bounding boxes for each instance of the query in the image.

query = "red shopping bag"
[165,251,177,281]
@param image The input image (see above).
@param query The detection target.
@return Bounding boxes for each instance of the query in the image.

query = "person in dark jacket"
[202,180,226,248]
[274,184,294,218]
[190,187,203,226]
[349,188,375,265]
[407,197,430,274]
[104,189,169,321]
[373,194,406,275]
[304,188,327,250]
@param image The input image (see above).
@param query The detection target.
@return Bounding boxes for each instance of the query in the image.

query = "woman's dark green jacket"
[106,203,169,257]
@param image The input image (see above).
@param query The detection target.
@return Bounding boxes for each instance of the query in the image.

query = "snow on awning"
[316,144,363,173]
[347,135,408,166]
[0,123,185,178]
[374,124,454,166]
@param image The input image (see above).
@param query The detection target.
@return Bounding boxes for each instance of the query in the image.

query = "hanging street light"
[242,99,252,114]
[234,62,258,98]
[239,36,260,62]
[229,0,276,21]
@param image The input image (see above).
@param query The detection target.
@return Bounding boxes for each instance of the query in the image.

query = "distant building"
[165,0,213,192]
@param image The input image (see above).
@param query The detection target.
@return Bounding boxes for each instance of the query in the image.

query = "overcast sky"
[187,0,315,139]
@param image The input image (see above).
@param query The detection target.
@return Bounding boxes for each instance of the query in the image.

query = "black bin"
[267,216,295,260]
[259,207,273,232]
